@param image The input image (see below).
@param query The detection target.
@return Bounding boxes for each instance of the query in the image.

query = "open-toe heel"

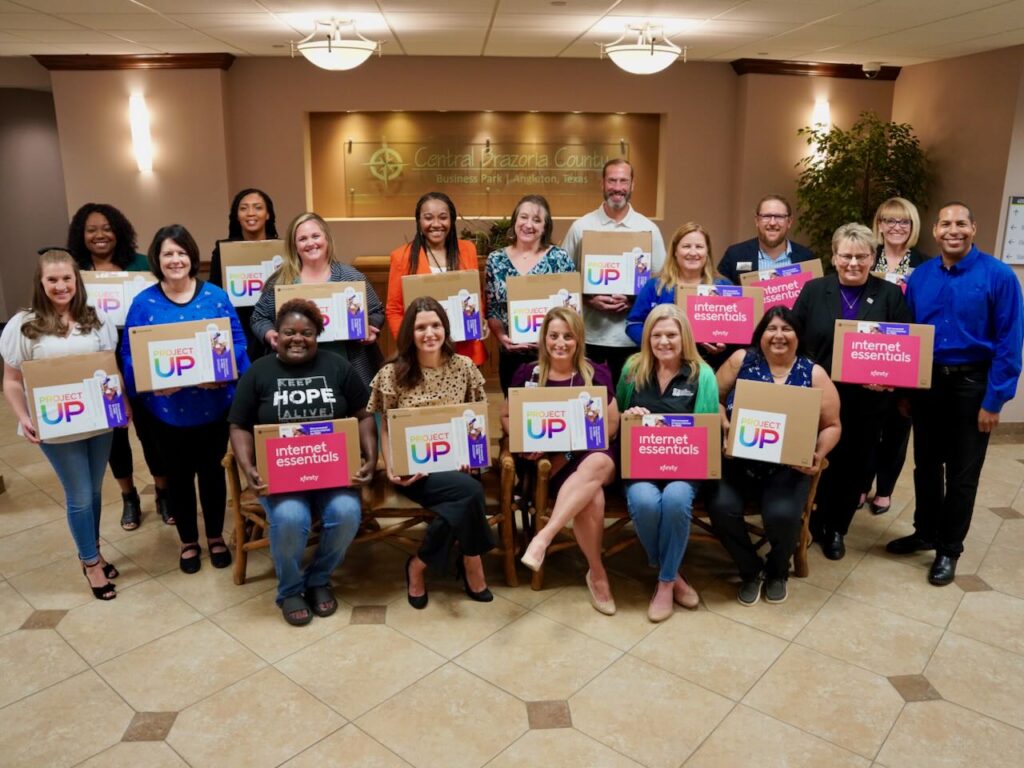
[82,563,116,601]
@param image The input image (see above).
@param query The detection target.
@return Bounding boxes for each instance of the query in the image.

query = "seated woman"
[504,307,620,615]
[368,297,495,609]
[625,222,732,368]
[228,299,377,626]
[708,306,841,606]
[616,304,719,622]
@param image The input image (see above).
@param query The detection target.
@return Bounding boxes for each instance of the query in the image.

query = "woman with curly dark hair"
[66,202,169,531]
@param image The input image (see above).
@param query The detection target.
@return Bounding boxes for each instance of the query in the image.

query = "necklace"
[426,247,445,271]
[769,360,794,381]
[840,284,865,310]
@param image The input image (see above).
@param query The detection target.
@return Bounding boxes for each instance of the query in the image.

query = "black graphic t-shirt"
[228,350,369,429]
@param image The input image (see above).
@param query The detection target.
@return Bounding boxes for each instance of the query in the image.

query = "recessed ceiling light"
[551,1,567,6]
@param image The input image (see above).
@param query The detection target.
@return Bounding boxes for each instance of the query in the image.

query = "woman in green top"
[67,202,170,531]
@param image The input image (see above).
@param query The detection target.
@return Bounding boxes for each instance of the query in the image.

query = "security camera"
[862,62,882,79]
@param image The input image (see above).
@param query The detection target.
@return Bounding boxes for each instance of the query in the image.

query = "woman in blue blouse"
[121,224,250,574]
[625,222,732,368]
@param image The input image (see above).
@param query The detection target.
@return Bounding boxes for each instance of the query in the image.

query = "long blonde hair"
[536,306,594,386]
[656,222,715,293]
[21,250,102,340]
[624,304,701,388]
[272,212,338,286]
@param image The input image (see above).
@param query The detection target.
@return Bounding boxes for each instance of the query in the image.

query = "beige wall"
[49,68,231,259]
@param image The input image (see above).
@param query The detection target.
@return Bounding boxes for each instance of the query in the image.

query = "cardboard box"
[581,230,653,295]
[726,379,822,467]
[830,320,934,389]
[506,272,583,344]
[508,386,609,454]
[81,271,157,326]
[677,285,764,345]
[274,281,369,342]
[386,402,490,476]
[128,318,237,393]
[401,270,483,342]
[620,413,721,480]
[219,240,285,307]
[254,418,361,495]
[870,270,913,293]
[22,351,128,441]
[739,260,823,310]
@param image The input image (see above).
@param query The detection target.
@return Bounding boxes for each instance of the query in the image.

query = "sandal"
[281,595,313,626]
[100,560,119,580]
[207,537,232,569]
[155,490,175,526]
[82,562,116,601]
[179,542,202,574]
[306,585,338,617]
[119,491,142,531]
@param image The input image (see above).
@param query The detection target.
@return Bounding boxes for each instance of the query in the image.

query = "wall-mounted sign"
[1001,195,1024,265]
[308,111,660,219]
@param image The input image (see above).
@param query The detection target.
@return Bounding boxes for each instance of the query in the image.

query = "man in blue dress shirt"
[886,202,1024,585]
[716,195,816,285]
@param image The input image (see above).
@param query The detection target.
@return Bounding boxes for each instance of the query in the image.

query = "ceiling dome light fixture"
[292,18,382,71]
[601,23,685,75]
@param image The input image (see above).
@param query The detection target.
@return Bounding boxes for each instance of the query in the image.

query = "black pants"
[397,471,496,573]
[911,367,990,557]
[498,348,537,394]
[706,461,811,580]
[148,416,229,544]
[862,399,912,499]
[585,344,635,389]
[108,396,166,481]
[812,384,887,537]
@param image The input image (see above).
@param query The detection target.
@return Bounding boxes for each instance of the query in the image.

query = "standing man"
[717,194,816,285]
[561,158,666,384]
[886,202,1023,585]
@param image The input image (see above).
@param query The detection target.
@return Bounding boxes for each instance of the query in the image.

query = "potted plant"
[460,217,512,256]
[795,111,933,259]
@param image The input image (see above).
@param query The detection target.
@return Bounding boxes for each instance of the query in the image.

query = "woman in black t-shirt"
[228,299,377,626]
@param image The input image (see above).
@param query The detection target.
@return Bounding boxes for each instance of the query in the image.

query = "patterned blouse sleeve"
[465,357,488,403]
[484,250,503,322]
[366,364,397,414]
[250,273,278,344]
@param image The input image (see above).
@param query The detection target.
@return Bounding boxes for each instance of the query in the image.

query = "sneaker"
[764,577,788,604]
[737,574,763,606]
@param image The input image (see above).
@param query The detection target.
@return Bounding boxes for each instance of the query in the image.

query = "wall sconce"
[293,18,383,71]
[601,23,686,75]
[812,98,831,131]
[128,94,153,173]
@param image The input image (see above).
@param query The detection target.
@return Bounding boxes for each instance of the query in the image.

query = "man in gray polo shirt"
[561,158,666,384]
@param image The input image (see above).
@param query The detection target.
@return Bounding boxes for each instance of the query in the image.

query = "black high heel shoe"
[82,562,116,601]
[456,558,493,603]
[406,555,428,610]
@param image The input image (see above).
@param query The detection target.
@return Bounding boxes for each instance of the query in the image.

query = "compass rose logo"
[366,146,405,187]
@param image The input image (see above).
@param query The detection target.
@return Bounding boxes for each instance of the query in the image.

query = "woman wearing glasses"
[860,198,929,515]
[791,223,911,561]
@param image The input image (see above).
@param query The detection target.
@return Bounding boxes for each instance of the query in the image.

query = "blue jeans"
[626,480,696,582]
[260,488,361,604]
[40,431,114,565]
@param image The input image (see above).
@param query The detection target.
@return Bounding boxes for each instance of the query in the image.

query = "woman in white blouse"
[1,250,121,600]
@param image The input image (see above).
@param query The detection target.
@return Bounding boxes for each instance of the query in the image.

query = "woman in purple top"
[501,306,620,615]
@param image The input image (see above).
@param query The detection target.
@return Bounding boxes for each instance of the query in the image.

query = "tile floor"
[1,404,1023,768]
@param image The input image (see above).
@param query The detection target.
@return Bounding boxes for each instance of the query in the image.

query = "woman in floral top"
[368,297,495,610]
[485,195,576,392]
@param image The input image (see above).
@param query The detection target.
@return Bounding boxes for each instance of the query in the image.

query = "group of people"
[2,157,1021,627]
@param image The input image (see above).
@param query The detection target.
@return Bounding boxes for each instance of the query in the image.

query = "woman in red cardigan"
[385,192,487,366]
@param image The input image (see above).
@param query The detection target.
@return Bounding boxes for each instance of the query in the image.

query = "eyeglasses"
[881,217,911,228]
[835,253,873,264]
[756,213,790,222]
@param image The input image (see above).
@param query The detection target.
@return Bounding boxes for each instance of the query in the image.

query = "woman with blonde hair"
[251,212,384,386]
[626,222,732,366]
[503,306,620,614]
[616,304,719,620]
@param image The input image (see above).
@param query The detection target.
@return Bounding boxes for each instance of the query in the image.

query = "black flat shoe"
[886,534,935,555]
[119,491,142,531]
[869,500,891,515]
[179,543,202,574]
[928,554,957,586]
[821,531,846,561]
[406,555,428,610]
[207,537,232,569]
[456,558,493,602]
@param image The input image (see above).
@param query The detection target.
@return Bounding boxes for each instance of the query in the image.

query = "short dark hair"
[751,305,805,357]
[509,194,554,247]
[147,224,201,280]
[756,194,792,217]
[66,202,139,271]
[275,297,324,335]
[937,201,974,223]
[227,188,279,240]
[602,158,633,180]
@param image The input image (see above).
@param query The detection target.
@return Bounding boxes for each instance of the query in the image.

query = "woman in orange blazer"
[385,192,488,365]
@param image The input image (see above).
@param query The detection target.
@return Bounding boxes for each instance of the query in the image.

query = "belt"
[934,363,989,376]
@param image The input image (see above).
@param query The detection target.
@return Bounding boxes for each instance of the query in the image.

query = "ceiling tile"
[5,28,121,42]
[9,0,145,11]
[714,0,854,24]
[139,1,263,11]
[385,12,494,31]
[260,1,381,10]
[0,41,70,53]
[168,13,287,30]
[612,1,747,15]
[379,0,497,10]
[43,40,160,53]
[63,14,186,31]
[485,29,577,57]
[491,13,602,31]
[0,13,86,30]
[399,29,487,55]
